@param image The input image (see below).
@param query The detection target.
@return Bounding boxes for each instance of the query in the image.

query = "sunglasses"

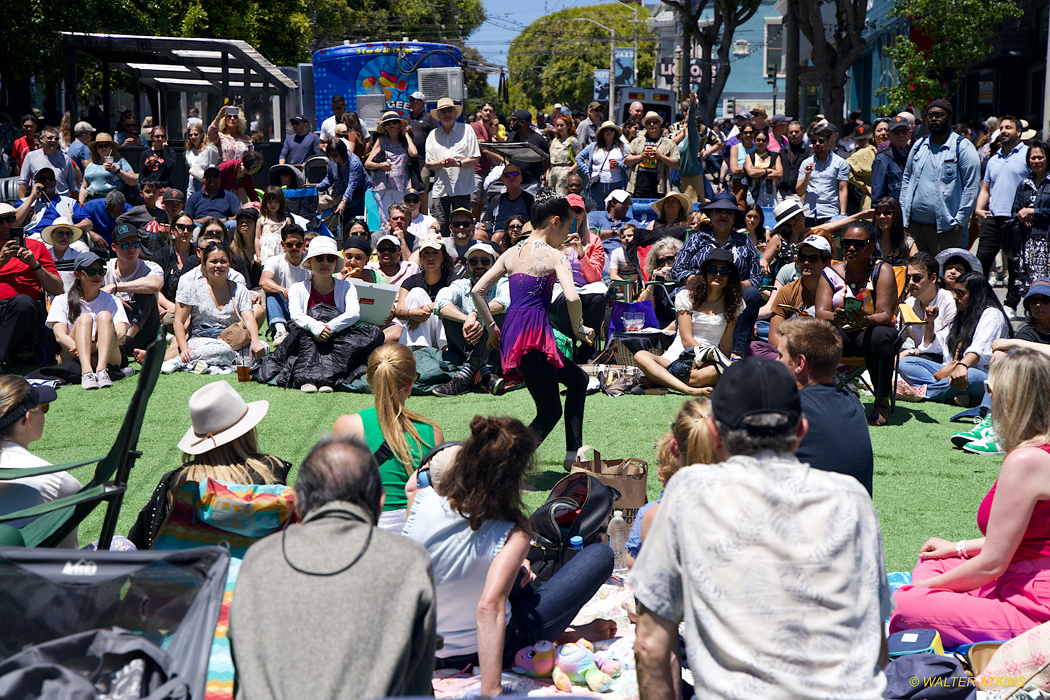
[36,175,56,182]
[314,254,339,263]
[438,107,456,114]
[645,121,660,127]
[173,223,193,231]
[118,240,141,250]
[468,257,493,266]
[507,224,523,231]
[907,273,927,283]
[0,215,16,224]
[80,266,106,277]
[377,246,399,254]
[404,197,420,204]
[503,171,521,178]
[52,228,73,237]
[32,403,49,415]
[657,256,676,266]
[841,239,868,250]
[706,265,732,276]
[950,288,967,298]
[283,241,304,249]
[797,253,822,263]
[202,240,229,250]
[815,137,827,144]
[41,136,59,142]
[450,221,472,229]
[741,130,754,136]
[96,144,112,149]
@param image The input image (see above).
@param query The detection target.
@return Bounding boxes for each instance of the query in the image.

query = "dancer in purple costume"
[472,190,595,470]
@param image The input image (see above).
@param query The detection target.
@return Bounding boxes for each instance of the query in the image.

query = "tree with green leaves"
[660,0,762,126]
[507,4,655,113]
[792,0,869,128]
[874,0,1022,113]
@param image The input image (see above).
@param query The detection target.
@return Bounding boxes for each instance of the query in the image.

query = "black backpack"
[527,472,619,584]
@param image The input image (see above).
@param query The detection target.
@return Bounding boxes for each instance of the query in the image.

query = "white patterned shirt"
[630,452,893,700]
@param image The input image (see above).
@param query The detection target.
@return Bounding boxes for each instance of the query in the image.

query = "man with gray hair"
[631,357,892,700]
[81,189,132,245]
[229,435,437,700]
[18,126,78,197]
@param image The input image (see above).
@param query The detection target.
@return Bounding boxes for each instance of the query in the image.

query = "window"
[765,20,783,77]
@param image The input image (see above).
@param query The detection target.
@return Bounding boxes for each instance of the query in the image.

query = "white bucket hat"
[300,235,346,272]
[178,381,269,455]
[41,217,83,246]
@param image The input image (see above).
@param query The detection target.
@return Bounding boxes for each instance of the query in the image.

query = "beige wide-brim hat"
[430,97,463,121]
[300,235,346,272]
[378,111,408,128]
[595,120,622,138]
[651,192,693,222]
[178,381,269,455]
[642,111,664,127]
[41,217,83,246]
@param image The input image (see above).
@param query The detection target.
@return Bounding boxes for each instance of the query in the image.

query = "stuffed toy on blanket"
[513,640,621,693]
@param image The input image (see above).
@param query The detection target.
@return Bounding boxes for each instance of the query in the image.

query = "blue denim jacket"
[899,131,981,232]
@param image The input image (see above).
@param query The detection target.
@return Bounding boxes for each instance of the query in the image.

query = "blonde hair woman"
[127,381,289,549]
[184,122,220,195]
[208,105,253,162]
[625,398,714,568]
[333,343,443,534]
[891,349,1050,646]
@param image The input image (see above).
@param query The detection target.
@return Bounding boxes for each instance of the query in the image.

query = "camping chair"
[0,545,230,700]
[834,302,927,413]
[0,331,165,548]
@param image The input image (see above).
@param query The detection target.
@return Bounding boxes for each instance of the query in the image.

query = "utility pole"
[767,68,778,115]
[575,18,617,119]
[784,8,799,119]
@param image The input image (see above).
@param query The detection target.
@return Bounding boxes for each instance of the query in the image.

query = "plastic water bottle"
[608,511,628,575]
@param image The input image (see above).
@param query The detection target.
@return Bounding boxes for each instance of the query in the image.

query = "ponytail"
[365,344,436,471]
[66,276,85,325]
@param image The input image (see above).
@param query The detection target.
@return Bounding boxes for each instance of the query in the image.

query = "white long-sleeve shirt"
[918,306,1010,371]
[289,278,361,336]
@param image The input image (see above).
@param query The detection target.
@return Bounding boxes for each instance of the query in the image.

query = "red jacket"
[218,159,258,202]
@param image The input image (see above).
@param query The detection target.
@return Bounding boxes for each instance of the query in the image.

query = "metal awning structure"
[62,32,297,95]
[61,32,298,138]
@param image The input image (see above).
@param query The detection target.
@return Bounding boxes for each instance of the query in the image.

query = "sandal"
[867,403,889,427]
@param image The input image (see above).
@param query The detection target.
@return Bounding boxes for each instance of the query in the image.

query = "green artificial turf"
[34,371,998,574]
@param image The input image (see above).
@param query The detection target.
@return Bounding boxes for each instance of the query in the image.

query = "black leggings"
[839,325,897,401]
[518,350,588,451]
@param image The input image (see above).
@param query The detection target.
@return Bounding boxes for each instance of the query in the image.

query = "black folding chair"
[0,332,165,548]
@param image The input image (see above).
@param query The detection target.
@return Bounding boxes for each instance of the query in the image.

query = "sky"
[469,0,620,86]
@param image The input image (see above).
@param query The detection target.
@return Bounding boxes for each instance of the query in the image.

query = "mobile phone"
[842,297,863,312]
[224,106,239,116]
[777,304,807,317]
[9,227,23,246]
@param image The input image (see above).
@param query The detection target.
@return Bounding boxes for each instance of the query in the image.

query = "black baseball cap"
[163,188,185,203]
[854,124,872,139]
[711,357,801,434]
[512,109,532,123]
[112,222,140,242]
[889,116,911,131]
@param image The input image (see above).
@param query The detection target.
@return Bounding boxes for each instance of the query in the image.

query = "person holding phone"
[0,203,63,368]
[815,220,899,426]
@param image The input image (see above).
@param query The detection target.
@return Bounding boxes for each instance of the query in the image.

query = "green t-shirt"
[358,406,436,511]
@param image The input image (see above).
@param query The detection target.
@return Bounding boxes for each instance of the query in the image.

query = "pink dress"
[890,445,1050,646]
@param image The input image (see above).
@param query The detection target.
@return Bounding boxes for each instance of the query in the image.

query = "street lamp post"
[574,17,617,120]
[767,68,778,116]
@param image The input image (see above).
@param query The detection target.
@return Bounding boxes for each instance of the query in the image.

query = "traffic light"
[725,97,736,116]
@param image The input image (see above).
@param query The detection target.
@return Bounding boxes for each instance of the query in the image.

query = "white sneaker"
[318,385,334,393]
[300,383,318,393]
[95,370,113,389]
[161,359,179,374]
[963,433,1006,455]
[81,372,98,390]
[273,329,290,346]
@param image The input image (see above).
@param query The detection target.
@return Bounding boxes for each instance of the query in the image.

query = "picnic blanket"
[433,578,639,700]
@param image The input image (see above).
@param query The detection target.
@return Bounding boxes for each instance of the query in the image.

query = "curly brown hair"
[440,416,537,532]
[684,256,743,323]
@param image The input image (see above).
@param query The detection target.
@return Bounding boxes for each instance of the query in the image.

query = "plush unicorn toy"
[513,639,621,692]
